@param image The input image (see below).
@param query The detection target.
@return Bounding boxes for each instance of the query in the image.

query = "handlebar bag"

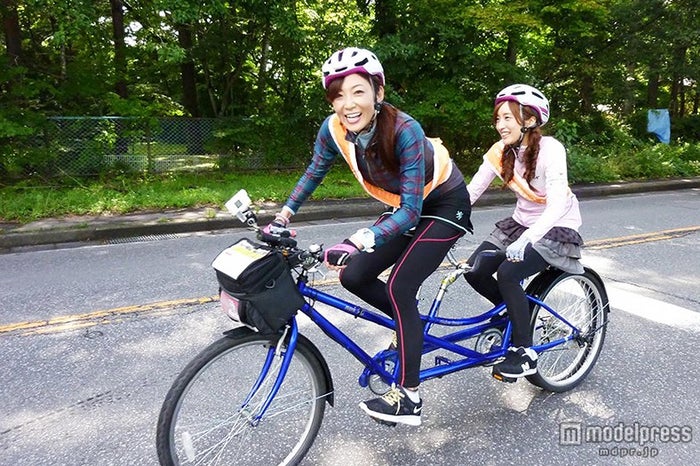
[213,238,305,334]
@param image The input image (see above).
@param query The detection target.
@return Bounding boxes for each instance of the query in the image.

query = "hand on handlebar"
[262,213,296,238]
[263,221,296,237]
[323,239,359,269]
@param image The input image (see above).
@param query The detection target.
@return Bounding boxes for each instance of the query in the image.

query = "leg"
[339,234,409,317]
[387,220,463,388]
[464,241,505,306]
[492,245,549,379]
[360,219,463,425]
[496,245,549,346]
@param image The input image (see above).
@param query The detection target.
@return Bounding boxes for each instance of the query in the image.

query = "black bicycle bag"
[213,238,305,334]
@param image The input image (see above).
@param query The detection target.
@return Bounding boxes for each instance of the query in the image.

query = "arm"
[467,159,498,205]
[284,117,338,215]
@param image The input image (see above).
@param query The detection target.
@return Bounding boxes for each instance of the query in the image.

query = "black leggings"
[464,241,549,347]
[339,220,463,388]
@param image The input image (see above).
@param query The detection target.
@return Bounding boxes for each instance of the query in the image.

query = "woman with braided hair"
[465,84,584,379]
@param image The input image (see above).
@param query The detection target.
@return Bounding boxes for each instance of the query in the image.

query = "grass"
[0,165,364,223]
[2,140,699,224]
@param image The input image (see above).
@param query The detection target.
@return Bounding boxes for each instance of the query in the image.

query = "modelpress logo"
[559,421,693,458]
[559,421,583,446]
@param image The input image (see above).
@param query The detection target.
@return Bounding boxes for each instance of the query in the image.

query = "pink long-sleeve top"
[467,136,582,243]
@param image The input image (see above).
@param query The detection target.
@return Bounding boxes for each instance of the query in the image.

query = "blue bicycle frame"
[247,268,583,421]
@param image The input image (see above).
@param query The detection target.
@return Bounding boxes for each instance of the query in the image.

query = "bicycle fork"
[240,323,299,425]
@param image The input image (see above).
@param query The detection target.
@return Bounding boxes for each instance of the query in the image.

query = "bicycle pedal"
[371,417,397,427]
[491,371,517,384]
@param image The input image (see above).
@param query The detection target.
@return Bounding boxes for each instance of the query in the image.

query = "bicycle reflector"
[220,290,243,323]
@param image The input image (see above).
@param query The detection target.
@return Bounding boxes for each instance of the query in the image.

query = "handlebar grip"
[257,230,298,248]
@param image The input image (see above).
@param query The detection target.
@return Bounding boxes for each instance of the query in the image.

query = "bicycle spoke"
[157,333,328,465]
[527,271,608,391]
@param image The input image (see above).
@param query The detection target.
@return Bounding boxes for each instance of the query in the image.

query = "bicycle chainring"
[474,327,504,354]
[368,358,396,395]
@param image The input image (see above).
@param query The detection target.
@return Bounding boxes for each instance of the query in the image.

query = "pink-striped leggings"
[339,219,463,388]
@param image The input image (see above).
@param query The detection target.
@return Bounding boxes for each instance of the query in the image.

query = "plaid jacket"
[285,110,436,247]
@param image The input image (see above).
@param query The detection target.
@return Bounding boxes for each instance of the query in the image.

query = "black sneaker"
[492,346,538,378]
[359,385,422,426]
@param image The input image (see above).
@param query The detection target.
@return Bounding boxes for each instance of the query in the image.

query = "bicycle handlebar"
[234,209,324,269]
[257,230,298,249]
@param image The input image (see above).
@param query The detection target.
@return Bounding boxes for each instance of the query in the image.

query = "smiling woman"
[464,84,585,381]
[262,46,474,427]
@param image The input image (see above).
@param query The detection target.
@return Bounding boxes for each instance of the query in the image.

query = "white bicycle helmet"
[321,47,385,89]
[495,84,550,126]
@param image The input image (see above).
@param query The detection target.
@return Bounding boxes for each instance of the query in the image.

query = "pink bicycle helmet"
[321,47,385,89]
[495,84,550,126]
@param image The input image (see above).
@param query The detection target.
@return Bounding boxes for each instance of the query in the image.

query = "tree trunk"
[669,45,687,117]
[646,71,660,108]
[109,0,128,98]
[580,73,594,114]
[670,78,679,117]
[374,0,397,37]
[505,32,517,65]
[177,24,199,118]
[1,0,22,66]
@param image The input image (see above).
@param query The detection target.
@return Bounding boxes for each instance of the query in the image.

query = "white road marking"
[607,282,700,332]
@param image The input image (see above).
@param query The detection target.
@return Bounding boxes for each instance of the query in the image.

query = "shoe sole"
[494,368,537,378]
[358,402,422,426]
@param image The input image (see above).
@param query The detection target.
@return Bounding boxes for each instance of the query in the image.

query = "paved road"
[1,189,699,465]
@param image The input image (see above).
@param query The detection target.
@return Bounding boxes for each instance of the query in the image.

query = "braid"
[522,129,541,184]
[501,145,516,184]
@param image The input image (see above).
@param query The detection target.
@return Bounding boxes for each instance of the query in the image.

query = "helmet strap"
[368,76,384,118]
[518,104,539,133]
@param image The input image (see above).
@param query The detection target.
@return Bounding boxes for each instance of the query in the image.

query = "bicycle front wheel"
[156,328,330,465]
[526,268,609,392]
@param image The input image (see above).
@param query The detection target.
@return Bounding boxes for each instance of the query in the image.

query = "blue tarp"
[647,109,670,144]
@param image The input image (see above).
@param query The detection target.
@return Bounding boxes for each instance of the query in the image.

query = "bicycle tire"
[156,328,330,465]
[525,268,609,392]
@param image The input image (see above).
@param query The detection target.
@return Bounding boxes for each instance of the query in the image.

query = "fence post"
[146,122,154,174]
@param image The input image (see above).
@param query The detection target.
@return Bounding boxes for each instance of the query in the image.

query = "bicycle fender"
[295,334,335,407]
[525,268,565,298]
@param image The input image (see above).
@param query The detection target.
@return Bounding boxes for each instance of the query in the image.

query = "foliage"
[0,0,698,182]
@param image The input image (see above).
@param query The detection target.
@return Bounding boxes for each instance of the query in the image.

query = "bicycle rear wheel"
[156,328,330,465]
[526,268,609,392]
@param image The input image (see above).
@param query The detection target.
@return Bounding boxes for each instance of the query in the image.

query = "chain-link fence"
[28,116,306,177]
[45,117,217,175]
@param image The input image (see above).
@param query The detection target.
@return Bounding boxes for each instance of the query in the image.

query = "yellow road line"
[2,226,698,337]
[584,225,700,250]
[0,296,217,336]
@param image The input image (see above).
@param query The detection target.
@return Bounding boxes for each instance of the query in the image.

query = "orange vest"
[483,141,547,204]
[329,114,453,208]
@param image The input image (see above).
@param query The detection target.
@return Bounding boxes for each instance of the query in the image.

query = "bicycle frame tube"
[527,295,582,353]
[299,299,396,381]
[298,281,515,383]
[293,274,586,386]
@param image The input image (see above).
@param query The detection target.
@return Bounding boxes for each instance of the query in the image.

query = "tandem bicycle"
[156,190,609,465]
